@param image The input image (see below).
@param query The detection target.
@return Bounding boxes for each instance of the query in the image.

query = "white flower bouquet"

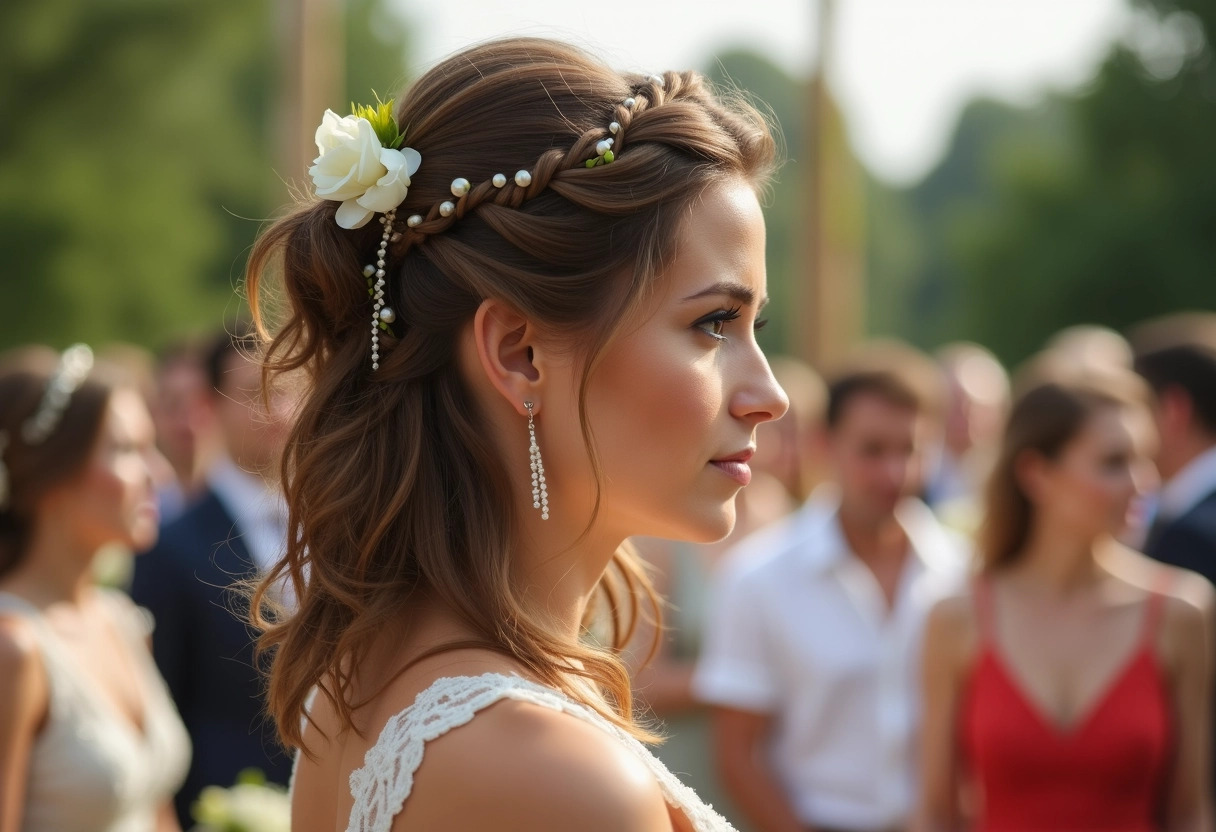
[191,769,290,832]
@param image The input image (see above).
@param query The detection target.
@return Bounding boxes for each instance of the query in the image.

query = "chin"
[670,503,738,544]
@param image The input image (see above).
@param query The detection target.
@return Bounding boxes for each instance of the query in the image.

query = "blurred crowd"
[1,311,1215,831]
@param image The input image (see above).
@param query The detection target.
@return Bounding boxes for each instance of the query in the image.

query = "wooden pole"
[800,0,865,369]
[277,0,344,189]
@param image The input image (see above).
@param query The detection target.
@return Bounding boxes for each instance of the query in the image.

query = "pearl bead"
[514,170,532,187]
[375,269,385,279]
[623,97,636,109]
[648,74,665,87]
[362,264,375,277]
[407,215,422,227]
[609,121,620,135]
[450,177,470,197]
[439,201,455,217]
[492,173,507,188]
[596,139,611,156]
[379,307,396,324]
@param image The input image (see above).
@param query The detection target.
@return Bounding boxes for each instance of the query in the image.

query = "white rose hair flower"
[309,97,421,229]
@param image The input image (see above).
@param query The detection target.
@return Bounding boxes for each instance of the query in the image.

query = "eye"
[694,306,742,340]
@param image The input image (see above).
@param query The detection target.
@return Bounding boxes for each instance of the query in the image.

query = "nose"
[730,350,790,426]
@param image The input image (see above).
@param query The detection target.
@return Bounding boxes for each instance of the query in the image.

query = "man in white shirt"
[694,352,966,832]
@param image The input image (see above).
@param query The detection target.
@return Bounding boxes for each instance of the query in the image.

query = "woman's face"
[48,388,162,554]
[545,178,789,543]
[1031,403,1159,539]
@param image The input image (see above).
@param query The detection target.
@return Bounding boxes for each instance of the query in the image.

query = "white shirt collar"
[1158,445,1216,521]
[206,456,287,574]
[794,484,962,577]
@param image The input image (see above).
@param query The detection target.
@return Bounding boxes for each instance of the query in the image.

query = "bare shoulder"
[925,588,981,665]
[1158,571,1214,646]
[290,684,343,832]
[395,696,671,832]
[0,615,48,722]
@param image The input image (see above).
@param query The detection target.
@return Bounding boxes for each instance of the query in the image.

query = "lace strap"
[345,672,735,832]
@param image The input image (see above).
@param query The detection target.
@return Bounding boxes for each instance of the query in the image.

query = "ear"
[1158,385,1193,434]
[470,297,544,417]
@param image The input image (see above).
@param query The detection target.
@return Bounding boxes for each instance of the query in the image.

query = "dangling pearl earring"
[525,401,549,520]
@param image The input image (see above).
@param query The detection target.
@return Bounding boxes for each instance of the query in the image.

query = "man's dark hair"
[1134,343,1216,436]
[825,342,942,430]
[204,325,259,396]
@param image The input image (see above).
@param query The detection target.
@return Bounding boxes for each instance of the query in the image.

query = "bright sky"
[391,0,1134,185]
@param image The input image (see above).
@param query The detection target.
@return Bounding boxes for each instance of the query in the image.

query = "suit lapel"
[194,490,258,578]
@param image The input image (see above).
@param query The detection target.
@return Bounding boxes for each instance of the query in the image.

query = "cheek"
[80,458,154,535]
[583,336,722,492]
[1057,467,1130,514]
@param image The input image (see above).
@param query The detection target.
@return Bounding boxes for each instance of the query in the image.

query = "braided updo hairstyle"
[246,37,777,750]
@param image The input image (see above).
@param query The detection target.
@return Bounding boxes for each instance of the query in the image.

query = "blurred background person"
[1013,325,1136,399]
[1133,313,1216,585]
[149,340,219,524]
[628,355,827,829]
[695,342,966,832]
[1133,312,1216,796]
[0,344,190,832]
[926,342,1010,533]
[1047,324,1135,371]
[129,327,295,826]
[916,368,1212,832]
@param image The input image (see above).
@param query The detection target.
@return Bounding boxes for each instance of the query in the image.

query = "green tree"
[871,0,1216,366]
[0,0,410,351]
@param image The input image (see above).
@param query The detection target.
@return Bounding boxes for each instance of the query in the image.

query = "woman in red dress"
[915,367,1212,832]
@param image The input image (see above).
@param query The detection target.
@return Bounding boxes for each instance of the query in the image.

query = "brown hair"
[978,367,1150,570]
[0,347,118,577]
[245,38,777,751]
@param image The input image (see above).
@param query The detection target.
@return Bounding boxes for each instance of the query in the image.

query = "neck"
[1010,519,1104,594]
[838,500,906,562]
[1160,433,1216,483]
[514,520,621,643]
[6,521,96,606]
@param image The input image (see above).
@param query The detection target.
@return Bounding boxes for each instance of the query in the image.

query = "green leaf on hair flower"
[352,93,405,149]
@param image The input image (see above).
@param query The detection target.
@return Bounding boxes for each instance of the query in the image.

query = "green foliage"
[0,0,410,351]
[352,96,406,149]
[870,0,1216,366]
[704,50,803,357]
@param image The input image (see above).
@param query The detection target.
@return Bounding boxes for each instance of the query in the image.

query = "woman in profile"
[0,345,191,832]
[916,368,1212,832]
[248,37,788,832]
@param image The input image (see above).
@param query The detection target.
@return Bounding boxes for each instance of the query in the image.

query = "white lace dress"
[340,672,737,832]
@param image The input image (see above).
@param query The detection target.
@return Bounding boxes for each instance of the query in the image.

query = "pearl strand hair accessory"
[366,210,397,371]
[331,76,667,371]
[0,343,95,510]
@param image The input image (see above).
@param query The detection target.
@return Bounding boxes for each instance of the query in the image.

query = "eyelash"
[695,306,768,340]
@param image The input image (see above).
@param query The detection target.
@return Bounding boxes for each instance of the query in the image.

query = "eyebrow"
[682,280,769,309]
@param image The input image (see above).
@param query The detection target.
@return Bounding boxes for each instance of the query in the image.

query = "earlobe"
[471,298,542,416]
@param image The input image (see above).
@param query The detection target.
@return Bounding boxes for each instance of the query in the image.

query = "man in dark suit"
[1133,314,1216,582]
[131,329,295,825]
[1134,314,1216,795]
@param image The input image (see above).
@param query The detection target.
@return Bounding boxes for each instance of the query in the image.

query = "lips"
[710,447,754,486]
